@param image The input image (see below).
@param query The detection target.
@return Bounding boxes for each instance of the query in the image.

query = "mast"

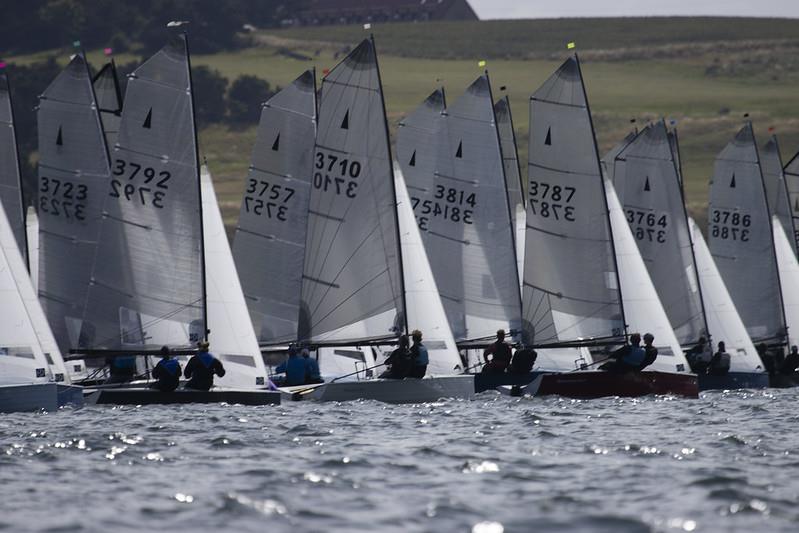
[372,34,408,336]
[577,54,628,338]
[184,30,208,341]
[486,72,523,336]
[502,95,525,207]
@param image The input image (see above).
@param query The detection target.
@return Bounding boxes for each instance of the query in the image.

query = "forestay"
[300,38,405,343]
[761,135,798,257]
[36,54,112,353]
[394,164,463,375]
[605,178,689,372]
[201,166,269,388]
[784,152,799,252]
[688,217,763,372]
[233,70,317,345]
[494,96,526,282]
[84,34,204,350]
[708,123,786,343]
[523,56,624,345]
[773,218,799,349]
[0,198,69,384]
[611,122,706,346]
[0,72,27,264]
[402,75,522,342]
[92,61,123,149]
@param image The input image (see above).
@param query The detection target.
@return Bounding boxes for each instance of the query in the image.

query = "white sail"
[0,199,68,384]
[689,217,763,372]
[394,164,463,375]
[201,166,269,389]
[605,178,689,373]
[773,217,799,349]
[26,206,38,292]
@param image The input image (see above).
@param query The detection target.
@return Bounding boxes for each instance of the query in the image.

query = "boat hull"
[698,371,770,390]
[85,388,281,406]
[473,371,545,393]
[282,375,475,403]
[0,383,84,413]
[769,373,799,388]
[532,370,698,399]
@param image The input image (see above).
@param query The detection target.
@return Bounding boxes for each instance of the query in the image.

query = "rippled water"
[1,388,798,532]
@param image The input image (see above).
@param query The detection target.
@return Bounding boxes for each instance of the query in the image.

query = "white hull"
[281,375,474,403]
[0,383,83,413]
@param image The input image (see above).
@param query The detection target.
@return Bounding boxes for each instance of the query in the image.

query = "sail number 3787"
[528,180,576,221]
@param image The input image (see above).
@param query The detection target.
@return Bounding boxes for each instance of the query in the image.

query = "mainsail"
[83,34,205,350]
[772,219,799,349]
[92,61,123,149]
[785,152,799,251]
[201,166,269,388]
[0,71,27,265]
[0,197,68,384]
[300,38,405,343]
[36,54,112,353]
[689,217,763,372]
[494,96,526,281]
[708,123,786,343]
[761,135,798,257]
[233,70,317,345]
[401,75,522,342]
[524,56,624,344]
[610,121,706,346]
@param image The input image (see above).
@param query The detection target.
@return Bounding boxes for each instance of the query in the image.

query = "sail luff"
[0,71,28,268]
[785,152,799,252]
[761,135,798,258]
[577,54,628,336]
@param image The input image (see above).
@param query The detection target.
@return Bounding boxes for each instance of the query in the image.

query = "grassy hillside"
[10,17,799,229]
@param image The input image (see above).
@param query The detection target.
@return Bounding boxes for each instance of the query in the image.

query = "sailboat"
[519,56,696,398]
[283,37,472,402]
[65,33,276,405]
[609,121,767,389]
[707,123,789,374]
[0,71,81,412]
[784,151,799,253]
[92,60,123,149]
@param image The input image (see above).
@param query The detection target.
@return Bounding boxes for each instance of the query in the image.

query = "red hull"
[536,370,698,399]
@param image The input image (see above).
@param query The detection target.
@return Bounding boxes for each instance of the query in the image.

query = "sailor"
[184,341,226,391]
[105,354,137,384]
[275,346,308,387]
[707,341,731,376]
[780,345,799,375]
[639,333,658,370]
[600,333,645,373]
[150,346,181,392]
[409,329,429,378]
[685,336,708,373]
[380,335,412,379]
[301,348,323,384]
[482,329,512,374]
[509,344,537,374]
[757,343,777,375]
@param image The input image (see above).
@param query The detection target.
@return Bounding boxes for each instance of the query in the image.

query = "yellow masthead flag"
[567,42,576,50]
[478,60,486,67]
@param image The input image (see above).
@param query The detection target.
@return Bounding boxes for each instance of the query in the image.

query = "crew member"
[708,341,731,376]
[482,329,512,374]
[685,336,709,374]
[780,345,799,375]
[640,333,658,370]
[275,346,308,387]
[509,345,537,374]
[301,348,323,384]
[380,335,412,379]
[151,346,181,392]
[184,341,226,391]
[600,333,645,373]
[105,354,137,384]
[409,329,429,378]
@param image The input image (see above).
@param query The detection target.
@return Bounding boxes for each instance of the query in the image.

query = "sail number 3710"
[314,151,360,198]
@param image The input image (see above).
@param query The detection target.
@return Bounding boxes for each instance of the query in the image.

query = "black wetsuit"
[509,348,537,374]
[780,352,799,375]
[640,345,658,370]
[380,348,412,379]
[482,341,512,374]
[184,352,226,391]
[151,358,181,392]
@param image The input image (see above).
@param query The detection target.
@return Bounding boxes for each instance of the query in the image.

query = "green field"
[12,18,799,228]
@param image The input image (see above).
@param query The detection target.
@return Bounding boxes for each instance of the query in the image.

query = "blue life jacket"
[278,356,308,386]
[198,351,215,368]
[160,358,180,376]
[113,356,137,370]
[414,344,429,366]
[623,346,646,366]
[305,357,321,379]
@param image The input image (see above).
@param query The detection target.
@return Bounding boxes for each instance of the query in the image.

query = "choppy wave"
[1,389,798,532]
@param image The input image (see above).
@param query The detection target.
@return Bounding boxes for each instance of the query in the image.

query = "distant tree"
[227,75,276,126]
[191,66,228,125]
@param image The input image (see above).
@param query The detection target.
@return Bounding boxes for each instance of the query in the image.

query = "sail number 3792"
[109,158,171,208]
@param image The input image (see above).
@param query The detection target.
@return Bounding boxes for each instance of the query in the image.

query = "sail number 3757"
[314,151,360,199]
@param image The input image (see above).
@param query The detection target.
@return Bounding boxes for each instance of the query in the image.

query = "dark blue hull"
[697,372,770,391]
